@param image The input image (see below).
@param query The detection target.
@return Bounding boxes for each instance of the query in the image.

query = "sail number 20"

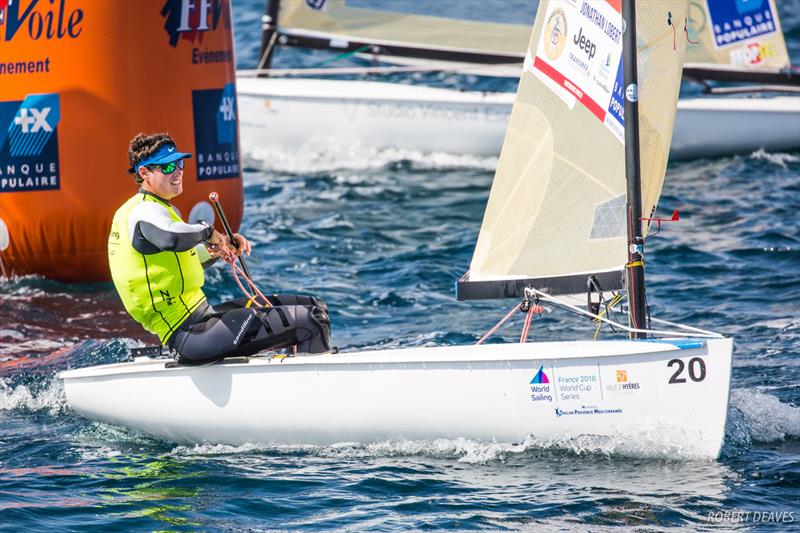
[667,357,706,384]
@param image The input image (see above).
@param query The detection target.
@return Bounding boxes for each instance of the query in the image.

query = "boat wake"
[244,138,498,175]
[0,377,65,415]
[726,388,800,448]
[167,429,722,463]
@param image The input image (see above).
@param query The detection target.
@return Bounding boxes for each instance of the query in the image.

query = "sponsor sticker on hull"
[604,368,642,396]
[527,361,624,418]
[0,93,61,193]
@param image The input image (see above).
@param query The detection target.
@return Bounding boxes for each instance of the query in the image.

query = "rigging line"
[520,305,538,343]
[476,303,521,345]
[230,260,271,307]
[309,44,372,69]
[525,287,723,339]
[257,30,279,72]
[237,63,519,77]
[230,260,264,308]
[650,317,722,338]
[684,18,700,45]
[593,293,624,340]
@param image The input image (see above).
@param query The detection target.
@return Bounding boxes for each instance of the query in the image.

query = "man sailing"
[108,132,331,365]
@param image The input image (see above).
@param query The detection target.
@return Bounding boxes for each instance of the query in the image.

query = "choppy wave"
[749,148,800,169]
[0,377,65,415]
[244,139,498,175]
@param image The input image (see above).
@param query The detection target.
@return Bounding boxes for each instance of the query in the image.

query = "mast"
[257,0,281,76]
[622,0,647,338]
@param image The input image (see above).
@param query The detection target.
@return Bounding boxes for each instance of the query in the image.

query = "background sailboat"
[62,0,733,459]
[237,0,799,160]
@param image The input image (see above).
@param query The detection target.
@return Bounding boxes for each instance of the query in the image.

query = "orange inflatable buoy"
[0,0,243,282]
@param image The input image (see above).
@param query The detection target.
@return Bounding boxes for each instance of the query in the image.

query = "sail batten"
[459,0,689,300]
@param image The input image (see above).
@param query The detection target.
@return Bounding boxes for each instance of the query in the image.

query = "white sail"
[460,0,688,298]
[684,0,790,69]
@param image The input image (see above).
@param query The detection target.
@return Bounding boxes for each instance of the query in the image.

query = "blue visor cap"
[130,144,192,173]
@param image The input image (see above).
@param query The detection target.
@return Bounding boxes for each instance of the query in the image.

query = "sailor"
[108,132,331,365]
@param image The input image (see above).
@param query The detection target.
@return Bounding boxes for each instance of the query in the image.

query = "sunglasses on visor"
[149,159,185,174]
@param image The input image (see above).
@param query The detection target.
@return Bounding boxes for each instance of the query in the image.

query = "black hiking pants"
[167,295,331,365]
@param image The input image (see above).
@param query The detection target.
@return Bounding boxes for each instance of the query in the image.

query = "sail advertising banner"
[531,0,624,142]
[685,0,789,69]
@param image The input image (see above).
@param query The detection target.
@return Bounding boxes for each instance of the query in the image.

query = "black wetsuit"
[167,295,331,365]
[126,190,331,365]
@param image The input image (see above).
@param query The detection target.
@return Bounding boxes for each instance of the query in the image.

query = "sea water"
[1,0,800,530]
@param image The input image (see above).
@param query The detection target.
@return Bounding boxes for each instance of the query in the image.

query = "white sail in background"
[277,0,529,60]
[685,0,790,69]
[462,0,688,297]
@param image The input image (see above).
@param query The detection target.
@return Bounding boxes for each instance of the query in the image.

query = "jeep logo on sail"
[1,0,85,42]
[161,0,229,47]
[572,27,596,60]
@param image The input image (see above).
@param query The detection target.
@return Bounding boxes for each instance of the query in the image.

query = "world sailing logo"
[530,366,550,384]
[0,93,61,193]
[529,365,553,403]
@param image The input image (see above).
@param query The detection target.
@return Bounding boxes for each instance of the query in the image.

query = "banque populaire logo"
[192,83,239,180]
[0,93,62,193]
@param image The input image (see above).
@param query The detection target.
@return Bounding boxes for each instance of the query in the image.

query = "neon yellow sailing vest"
[108,192,206,343]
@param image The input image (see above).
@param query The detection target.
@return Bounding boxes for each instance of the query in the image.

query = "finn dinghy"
[238,0,799,159]
[62,0,733,459]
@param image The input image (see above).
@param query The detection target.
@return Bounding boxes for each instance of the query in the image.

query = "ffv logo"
[1,0,85,42]
[161,0,230,48]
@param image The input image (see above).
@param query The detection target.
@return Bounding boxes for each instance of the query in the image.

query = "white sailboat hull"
[237,77,800,160]
[61,338,733,458]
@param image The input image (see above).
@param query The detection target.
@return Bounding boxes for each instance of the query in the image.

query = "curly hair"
[127,132,176,184]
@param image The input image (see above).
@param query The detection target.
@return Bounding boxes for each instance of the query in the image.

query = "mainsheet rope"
[221,252,272,309]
